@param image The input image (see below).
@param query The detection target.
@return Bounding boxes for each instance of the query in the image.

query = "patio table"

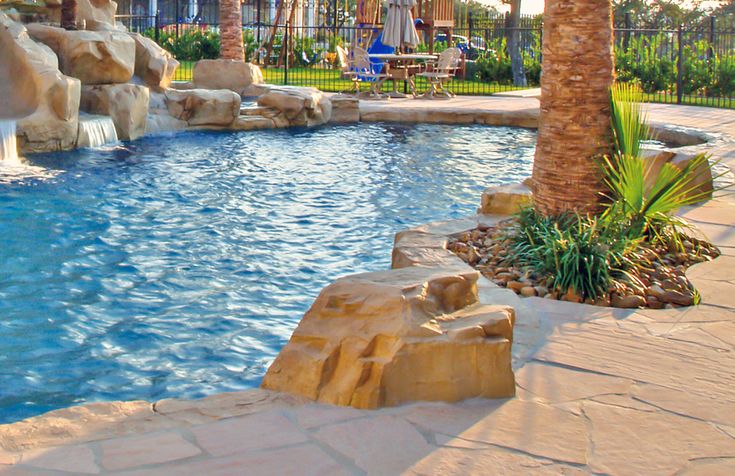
[368,53,438,98]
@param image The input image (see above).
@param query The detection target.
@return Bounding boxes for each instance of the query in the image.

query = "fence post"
[257,0,261,46]
[676,23,683,105]
[154,10,160,43]
[332,0,338,33]
[175,0,180,38]
[284,23,289,85]
[624,12,631,49]
[708,15,716,62]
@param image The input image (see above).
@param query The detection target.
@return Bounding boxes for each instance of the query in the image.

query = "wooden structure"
[354,0,454,53]
[413,0,454,53]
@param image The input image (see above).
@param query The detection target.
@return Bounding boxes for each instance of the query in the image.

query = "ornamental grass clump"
[508,208,641,300]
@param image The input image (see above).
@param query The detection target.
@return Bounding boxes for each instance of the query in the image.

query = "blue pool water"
[0,123,535,423]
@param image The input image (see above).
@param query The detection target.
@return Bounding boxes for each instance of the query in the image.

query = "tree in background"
[531,0,615,215]
[60,0,77,30]
[613,0,718,28]
[503,0,526,87]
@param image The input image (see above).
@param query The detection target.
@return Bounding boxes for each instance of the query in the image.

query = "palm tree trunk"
[220,0,245,60]
[60,0,78,30]
[531,0,615,216]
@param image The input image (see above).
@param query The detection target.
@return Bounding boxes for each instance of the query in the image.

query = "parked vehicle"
[434,33,486,59]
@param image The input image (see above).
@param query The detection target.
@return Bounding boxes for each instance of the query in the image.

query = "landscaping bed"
[448,219,720,309]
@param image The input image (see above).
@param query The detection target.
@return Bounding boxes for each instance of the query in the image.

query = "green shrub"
[615,33,676,94]
[507,208,638,300]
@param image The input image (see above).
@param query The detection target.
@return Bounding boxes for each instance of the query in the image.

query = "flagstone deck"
[1,98,734,475]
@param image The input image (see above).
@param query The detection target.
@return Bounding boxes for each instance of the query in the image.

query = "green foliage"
[603,83,716,246]
[508,208,638,300]
[143,27,220,61]
[615,33,676,94]
[615,33,735,98]
[470,35,542,85]
[610,83,651,159]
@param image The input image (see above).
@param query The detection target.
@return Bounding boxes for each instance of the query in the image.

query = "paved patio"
[1,97,734,475]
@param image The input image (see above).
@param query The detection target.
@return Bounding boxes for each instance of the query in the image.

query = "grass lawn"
[173,61,734,109]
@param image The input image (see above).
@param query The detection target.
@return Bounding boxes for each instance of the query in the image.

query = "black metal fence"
[116,5,735,107]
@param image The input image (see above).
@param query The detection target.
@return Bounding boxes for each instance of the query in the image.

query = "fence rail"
[116,9,735,108]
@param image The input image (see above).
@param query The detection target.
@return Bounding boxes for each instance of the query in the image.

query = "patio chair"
[351,47,390,99]
[336,45,361,95]
[417,47,461,99]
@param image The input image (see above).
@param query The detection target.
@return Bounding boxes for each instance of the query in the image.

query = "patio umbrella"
[382,0,420,50]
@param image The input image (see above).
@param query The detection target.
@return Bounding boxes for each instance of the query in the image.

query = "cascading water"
[0,120,19,164]
[77,114,118,148]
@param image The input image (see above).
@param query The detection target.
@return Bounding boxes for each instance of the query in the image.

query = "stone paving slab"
[1,97,735,475]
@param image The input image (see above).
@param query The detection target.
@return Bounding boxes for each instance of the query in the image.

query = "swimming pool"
[0,123,536,423]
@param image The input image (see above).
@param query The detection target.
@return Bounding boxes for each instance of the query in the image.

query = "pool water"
[0,123,535,423]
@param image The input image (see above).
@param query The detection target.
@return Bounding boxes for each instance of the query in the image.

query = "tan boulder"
[642,149,714,203]
[192,59,264,96]
[80,83,149,140]
[669,153,714,201]
[164,88,241,127]
[231,115,276,131]
[329,96,360,124]
[0,13,80,152]
[257,86,332,127]
[77,0,118,31]
[130,33,178,91]
[262,267,515,409]
[27,24,135,85]
[479,182,533,215]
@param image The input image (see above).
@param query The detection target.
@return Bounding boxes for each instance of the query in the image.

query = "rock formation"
[257,86,332,127]
[262,267,516,409]
[0,13,81,152]
[130,33,179,91]
[192,59,264,97]
[80,84,149,140]
[77,0,119,31]
[27,24,135,85]
[164,89,241,127]
[478,183,533,215]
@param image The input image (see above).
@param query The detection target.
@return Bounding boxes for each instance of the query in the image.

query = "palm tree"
[219,0,245,60]
[531,0,615,215]
[60,0,77,30]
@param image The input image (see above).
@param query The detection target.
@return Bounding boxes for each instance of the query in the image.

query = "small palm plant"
[602,83,715,246]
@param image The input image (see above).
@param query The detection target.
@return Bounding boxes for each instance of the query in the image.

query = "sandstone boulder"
[0,13,80,152]
[262,267,515,409]
[80,84,149,140]
[130,33,178,91]
[27,24,135,85]
[479,182,532,215]
[231,115,276,131]
[193,59,264,96]
[329,96,360,124]
[642,149,714,203]
[257,86,332,127]
[77,0,118,31]
[164,89,240,127]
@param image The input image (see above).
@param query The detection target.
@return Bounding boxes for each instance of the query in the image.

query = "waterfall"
[0,120,19,164]
[77,114,118,148]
